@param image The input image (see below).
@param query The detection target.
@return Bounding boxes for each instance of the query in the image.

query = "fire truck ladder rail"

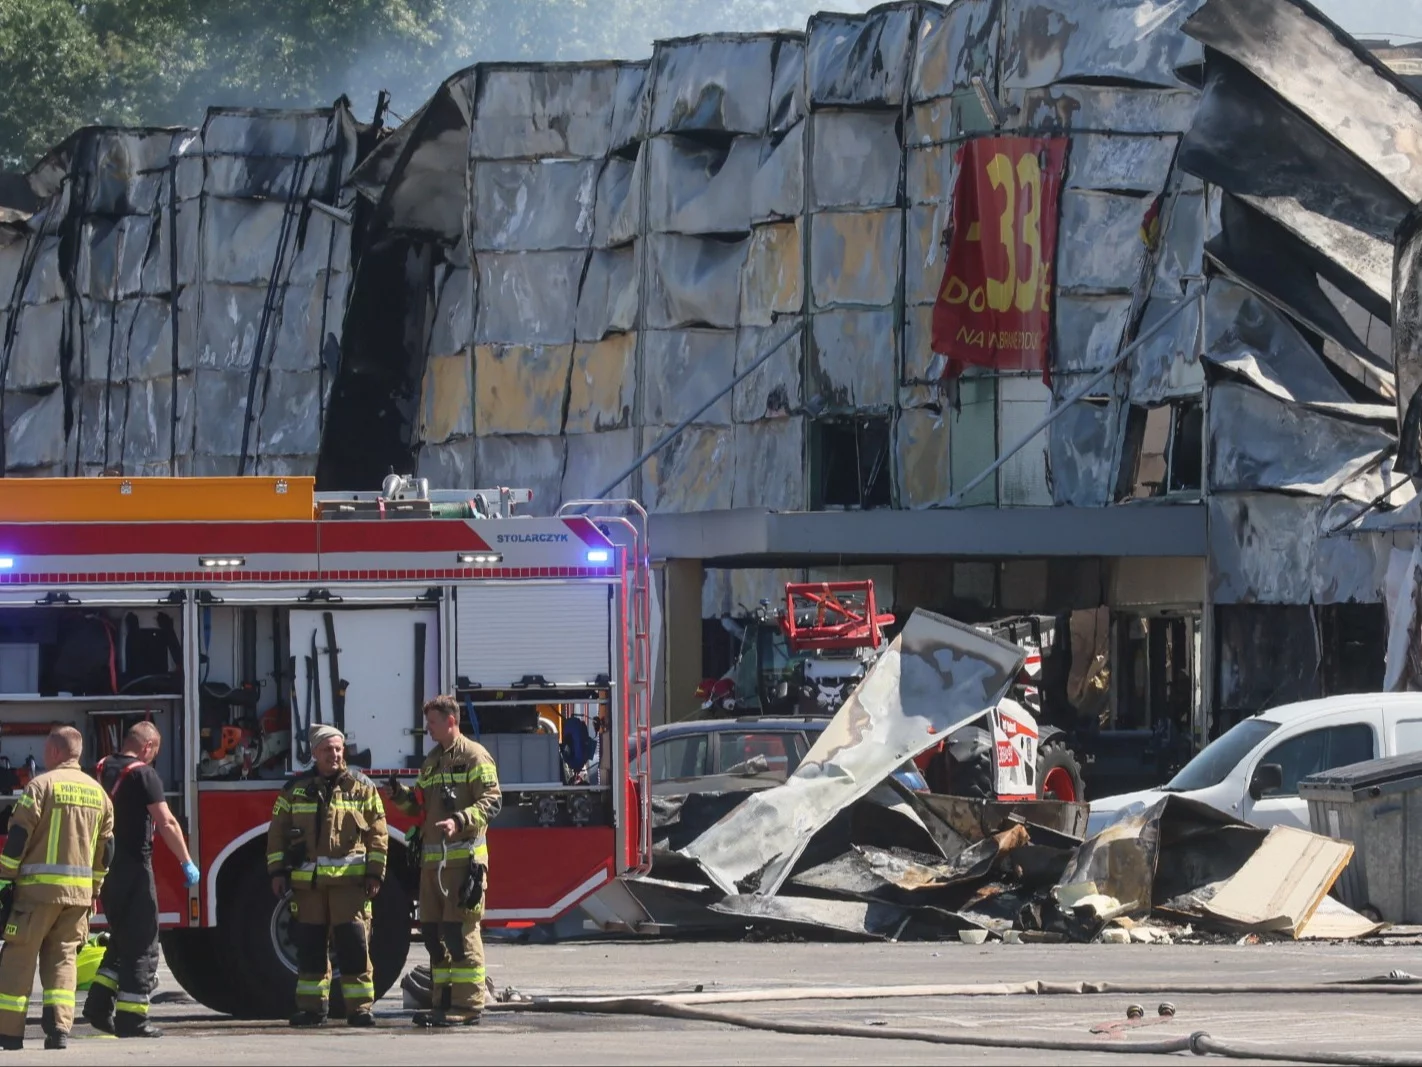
[559,499,654,876]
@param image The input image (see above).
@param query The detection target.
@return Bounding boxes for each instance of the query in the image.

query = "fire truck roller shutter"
[455,584,612,688]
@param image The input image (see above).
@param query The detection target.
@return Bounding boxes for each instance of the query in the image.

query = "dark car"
[633,716,929,794]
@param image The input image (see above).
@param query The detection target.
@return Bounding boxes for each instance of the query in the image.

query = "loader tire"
[1037,739,1085,802]
[935,726,995,799]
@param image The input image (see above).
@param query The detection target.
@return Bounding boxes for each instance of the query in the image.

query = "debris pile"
[623,609,1380,945]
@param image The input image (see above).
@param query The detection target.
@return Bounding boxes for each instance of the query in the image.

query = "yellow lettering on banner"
[941,275,970,305]
[984,153,1016,313]
[969,286,986,313]
[1014,153,1042,314]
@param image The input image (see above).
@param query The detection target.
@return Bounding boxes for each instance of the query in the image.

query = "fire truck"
[0,475,651,1017]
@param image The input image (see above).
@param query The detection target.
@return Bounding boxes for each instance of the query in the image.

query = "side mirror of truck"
[1249,762,1283,801]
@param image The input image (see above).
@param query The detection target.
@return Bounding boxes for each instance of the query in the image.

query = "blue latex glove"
[181,861,200,888]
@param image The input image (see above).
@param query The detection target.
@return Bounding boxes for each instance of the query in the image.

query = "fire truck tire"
[220,856,412,1019]
[1036,739,1085,803]
[160,927,247,1016]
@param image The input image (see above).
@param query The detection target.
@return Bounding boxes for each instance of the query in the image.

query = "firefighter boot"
[81,984,116,1034]
[114,1014,163,1039]
[0,1037,20,1051]
[41,1008,67,1050]
[288,1011,327,1028]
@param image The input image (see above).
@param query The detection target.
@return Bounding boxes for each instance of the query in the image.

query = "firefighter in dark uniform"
[82,721,200,1038]
[267,724,388,1027]
[0,727,114,1051]
[389,694,501,1027]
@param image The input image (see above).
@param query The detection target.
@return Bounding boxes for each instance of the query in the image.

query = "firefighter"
[82,721,201,1038]
[266,724,388,1028]
[0,726,114,1051]
[388,695,501,1027]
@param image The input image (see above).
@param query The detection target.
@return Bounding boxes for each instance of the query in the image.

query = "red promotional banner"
[932,135,1070,385]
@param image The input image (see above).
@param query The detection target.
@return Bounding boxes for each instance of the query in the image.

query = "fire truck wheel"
[160,927,247,1016]
[1037,739,1085,803]
[220,854,413,1018]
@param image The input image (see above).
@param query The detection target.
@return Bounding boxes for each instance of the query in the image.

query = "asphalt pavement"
[12,938,1422,1065]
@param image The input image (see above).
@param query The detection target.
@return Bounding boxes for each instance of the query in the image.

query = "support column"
[661,559,705,725]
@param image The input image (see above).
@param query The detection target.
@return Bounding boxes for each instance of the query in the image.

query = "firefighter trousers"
[0,900,89,1038]
[289,885,374,1016]
[419,862,484,1018]
[86,859,159,1026]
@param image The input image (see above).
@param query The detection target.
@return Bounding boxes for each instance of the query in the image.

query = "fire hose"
[481,977,1422,1066]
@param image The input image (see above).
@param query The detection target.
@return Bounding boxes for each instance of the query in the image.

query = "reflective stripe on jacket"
[266,769,388,887]
[0,762,114,906]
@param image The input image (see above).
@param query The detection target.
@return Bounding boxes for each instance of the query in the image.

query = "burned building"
[3,0,1420,789]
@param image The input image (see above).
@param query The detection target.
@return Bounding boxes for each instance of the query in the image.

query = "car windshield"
[1164,718,1280,792]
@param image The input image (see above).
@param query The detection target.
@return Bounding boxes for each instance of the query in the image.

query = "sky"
[1313,0,1422,41]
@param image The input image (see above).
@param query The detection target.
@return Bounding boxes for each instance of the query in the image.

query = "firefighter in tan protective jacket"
[0,726,114,1051]
[388,694,501,1027]
[267,724,388,1028]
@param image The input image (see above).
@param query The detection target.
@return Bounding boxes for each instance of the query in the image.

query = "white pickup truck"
[1087,693,1422,836]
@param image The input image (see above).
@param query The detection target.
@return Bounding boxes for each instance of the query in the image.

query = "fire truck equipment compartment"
[0,645,39,694]
[680,608,1024,897]
[481,733,563,787]
[455,584,612,688]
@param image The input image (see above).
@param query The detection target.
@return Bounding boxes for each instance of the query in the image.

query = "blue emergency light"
[586,549,610,563]
[0,558,14,569]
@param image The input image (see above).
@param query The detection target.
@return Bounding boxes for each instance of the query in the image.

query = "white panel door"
[455,583,612,687]
[289,607,440,771]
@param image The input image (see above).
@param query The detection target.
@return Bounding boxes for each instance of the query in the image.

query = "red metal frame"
[780,581,895,654]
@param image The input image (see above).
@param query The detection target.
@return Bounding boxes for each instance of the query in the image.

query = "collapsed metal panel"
[806,5,918,109]
[999,0,1204,90]
[681,608,1022,896]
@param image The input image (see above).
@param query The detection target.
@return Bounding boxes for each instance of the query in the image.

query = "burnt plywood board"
[895,406,951,508]
[809,309,898,411]
[474,343,573,437]
[644,424,734,513]
[567,333,636,433]
[645,233,748,330]
[472,434,567,514]
[733,417,805,510]
[809,110,903,211]
[810,210,902,310]
[740,221,803,328]
[648,35,777,137]
[641,328,737,426]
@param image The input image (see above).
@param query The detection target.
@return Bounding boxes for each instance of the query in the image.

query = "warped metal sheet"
[1209,349,1393,422]
[192,371,250,456]
[1184,0,1422,204]
[809,309,897,411]
[429,266,475,357]
[124,377,190,473]
[561,429,637,502]
[644,425,734,513]
[907,143,957,205]
[1129,296,1204,403]
[1208,383,1392,502]
[201,199,293,285]
[1000,0,1203,91]
[810,210,901,309]
[1180,60,1407,315]
[641,329,736,426]
[3,388,65,472]
[1047,396,1119,507]
[611,62,650,152]
[1151,185,1205,298]
[707,894,911,939]
[82,215,156,299]
[809,111,902,211]
[648,35,777,137]
[5,302,64,389]
[645,233,747,330]
[750,123,805,223]
[473,343,574,436]
[472,435,567,515]
[1056,191,1153,293]
[912,0,1002,102]
[195,286,263,371]
[1209,492,1385,605]
[733,417,805,510]
[903,304,945,384]
[474,251,584,345]
[769,37,806,136]
[806,6,916,108]
[117,299,174,382]
[647,136,759,235]
[472,160,599,251]
[76,383,124,468]
[1053,294,1133,375]
[575,247,638,342]
[1004,85,1199,135]
[907,90,993,147]
[1202,277,1356,406]
[680,609,1022,897]
[905,203,949,307]
[255,369,323,459]
[415,437,475,489]
[276,275,346,370]
[592,156,640,248]
[1399,206,1422,463]
[470,64,619,159]
[733,319,802,422]
[288,211,352,284]
[739,222,802,328]
[567,334,636,433]
[1064,134,1176,195]
[895,406,951,508]
[202,108,351,201]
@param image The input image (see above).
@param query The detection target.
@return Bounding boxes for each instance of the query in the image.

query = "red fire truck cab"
[0,475,651,1017]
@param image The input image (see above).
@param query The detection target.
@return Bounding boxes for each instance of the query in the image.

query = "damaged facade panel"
[809,210,901,309]
[750,123,806,223]
[809,309,897,411]
[895,407,951,508]
[809,110,903,210]
[911,0,1002,102]
[999,0,1204,90]
[1128,295,1204,403]
[561,428,637,502]
[472,434,567,515]
[1005,85,1200,135]
[576,247,638,342]
[733,319,802,422]
[999,376,1053,506]
[1048,398,1121,507]
[470,64,621,159]
[567,333,637,433]
[806,5,918,109]
[739,222,802,328]
[471,160,599,251]
[733,417,806,510]
[642,329,737,426]
[644,425,735,513]
[648,35,778,137]
[645,233,747,330]
[474,251,584,344]
[646,136,760,236]
[473,343,573,436]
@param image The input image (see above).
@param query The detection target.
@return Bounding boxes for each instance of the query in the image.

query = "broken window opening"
[1116,398,1202,501]
[1319,603,1385,696]
[810,416,892,510]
